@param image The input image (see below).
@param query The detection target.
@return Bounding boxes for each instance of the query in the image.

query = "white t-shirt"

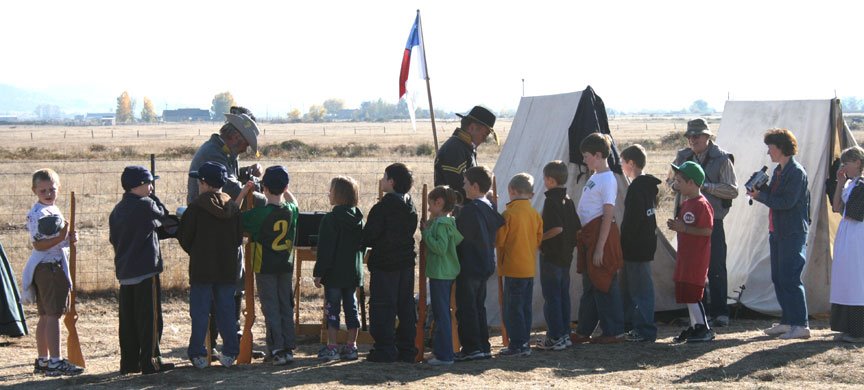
[577,170,617,224]
[26,202,67,263]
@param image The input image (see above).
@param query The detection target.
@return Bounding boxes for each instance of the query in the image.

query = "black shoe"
[673,327,694,343]
[252,350,266,359]
[365,350,396,363]
[142,362,175,375]
[686,325,715,343]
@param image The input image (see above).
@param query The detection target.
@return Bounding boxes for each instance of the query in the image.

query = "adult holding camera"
[829,146,864,343]
[747,128,811,340]
[669,118,738,327]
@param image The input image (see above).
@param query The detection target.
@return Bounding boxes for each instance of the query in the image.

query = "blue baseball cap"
[262,165,290,191]
[121,166,157,191]
[189,161,228,188]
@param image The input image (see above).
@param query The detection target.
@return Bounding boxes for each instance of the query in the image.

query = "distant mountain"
[0,84,109,115]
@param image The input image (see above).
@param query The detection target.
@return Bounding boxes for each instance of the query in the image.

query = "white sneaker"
[779,326,811,340]
[219,354,236,368]
[764,323,791,336]
[426,357,454,366]
[190,356,208,369]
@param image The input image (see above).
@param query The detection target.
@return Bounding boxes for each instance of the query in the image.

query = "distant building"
[328,109,360,121]
[163,108,211,122]
[84,113,115,126]
[0,116,17,123]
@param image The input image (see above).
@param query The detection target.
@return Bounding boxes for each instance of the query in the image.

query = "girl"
[313,176,364,361]
[422,186,464,365]
[830,146,864,343]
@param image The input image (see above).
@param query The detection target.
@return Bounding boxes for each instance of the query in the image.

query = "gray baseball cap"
[225,113,261,154]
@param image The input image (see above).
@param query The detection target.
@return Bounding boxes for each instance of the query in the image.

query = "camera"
[745,166,770,192]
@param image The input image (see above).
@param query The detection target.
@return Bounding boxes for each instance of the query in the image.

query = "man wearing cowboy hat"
[668,118,738,327]
[434,105,498,200]
[186,106,266,207]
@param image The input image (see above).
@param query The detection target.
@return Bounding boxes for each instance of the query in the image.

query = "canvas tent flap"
[718,99,856,315]
[1,240,27,337]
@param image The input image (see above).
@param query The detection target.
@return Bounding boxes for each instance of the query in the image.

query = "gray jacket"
[186,134,266,207]
[671,141,738,220]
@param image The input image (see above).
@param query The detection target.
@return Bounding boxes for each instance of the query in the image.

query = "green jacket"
[313,205,364,288]
[422,216,463,280]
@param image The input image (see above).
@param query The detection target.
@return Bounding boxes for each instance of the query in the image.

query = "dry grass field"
[2,118,864,388]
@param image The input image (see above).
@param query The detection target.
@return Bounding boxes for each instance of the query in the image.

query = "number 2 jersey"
[241,202,298,274]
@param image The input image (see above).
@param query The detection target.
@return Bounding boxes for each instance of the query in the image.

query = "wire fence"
[0,156,457,292]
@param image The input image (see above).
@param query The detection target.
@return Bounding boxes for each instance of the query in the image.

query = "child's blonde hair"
[32,168,60,188]
[509,173,534,196]
[331,176,359,206]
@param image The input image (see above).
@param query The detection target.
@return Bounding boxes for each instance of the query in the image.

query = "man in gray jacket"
[669,118,738,327]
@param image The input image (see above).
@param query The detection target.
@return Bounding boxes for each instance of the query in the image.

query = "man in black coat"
[434,106,498,200]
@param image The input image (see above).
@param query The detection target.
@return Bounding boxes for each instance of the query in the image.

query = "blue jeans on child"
[256,272,296,355]
[539,260,571,340]
[769,232,809,327]
[429,279,455,361]
[621,262,657,340]
[576,273,624,337]
[188,283,239,358]
[324,286,360,330]
[504,277,533,348]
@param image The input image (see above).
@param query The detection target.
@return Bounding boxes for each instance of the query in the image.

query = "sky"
[2,0,862,116]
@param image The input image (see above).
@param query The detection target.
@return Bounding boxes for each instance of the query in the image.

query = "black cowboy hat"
[456,106,498,144]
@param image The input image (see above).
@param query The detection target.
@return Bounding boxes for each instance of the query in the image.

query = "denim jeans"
[256,272,295,354]
[188,283,239,358]
[455,275,491,354]
[503,277,533,348]
[703,219,730,318]
[369,266,417,361]
[539,260,571,340]
[429,279,455,361]
[769,232,809,326]
[324,286,360,330]
[576,273,624,337]
[620,262,657,340]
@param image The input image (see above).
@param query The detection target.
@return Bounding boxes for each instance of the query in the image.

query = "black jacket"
[109,192,166,281]
[361,193,418,272]
[178,191,243,284]
[313,205,365,288]
[434,129,476,199]
[456,199,505,279]
[540,187,579,267]
[620,175,661,262]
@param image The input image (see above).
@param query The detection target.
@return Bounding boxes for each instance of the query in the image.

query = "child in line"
[314,176,365,361]
[21,168,84,376]
[237,166,299,365]
[830,146,864,343]
[109,166,174,374]
[455,166,505,361]
[361,163,419,363]
[572,133,625,344]
[178,161,244,368]
[496,173,543,357]
[620,145,661,342]
[536,160,580,351]
[421,185,464,366]
[667,161,715,343]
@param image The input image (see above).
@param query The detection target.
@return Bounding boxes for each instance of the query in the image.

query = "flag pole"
[417,10,439,154]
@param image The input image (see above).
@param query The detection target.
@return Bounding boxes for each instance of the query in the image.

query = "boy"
[361,163,419,363]
[495,173,543,356]
[21,169,84,376]
[572,133,625,344]
[455,166,505,361]
[619,145,661,342]
[667,161,715,343]
[178,161,244,368]
[109,166,174,374]
[237,166,298,365]
[536,160,580,351]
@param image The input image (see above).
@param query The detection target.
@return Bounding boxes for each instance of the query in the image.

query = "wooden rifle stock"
[237,190,256,364]
[493,177,509,347]
[65,192,85,367]
[415,184,428,362]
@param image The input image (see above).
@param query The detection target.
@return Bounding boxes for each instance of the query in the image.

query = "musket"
[493,177,509,347]
[65,191,85,367]
[414,184,428,362]
[237,190,256,364]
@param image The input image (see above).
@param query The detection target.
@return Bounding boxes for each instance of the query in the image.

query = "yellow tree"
[211,91,235,120]
[141,97,157,123]
[287,108,301,122]
[116,91,133,123]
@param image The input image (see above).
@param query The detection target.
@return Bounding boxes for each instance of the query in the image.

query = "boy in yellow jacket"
[495,173,543,356]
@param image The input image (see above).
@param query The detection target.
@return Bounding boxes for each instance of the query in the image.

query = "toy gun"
[493,177,509,347]
[65,192,85,367]
[414,184,428,362]
[237,190,256,364]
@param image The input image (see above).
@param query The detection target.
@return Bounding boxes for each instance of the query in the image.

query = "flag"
[399,13,427,100]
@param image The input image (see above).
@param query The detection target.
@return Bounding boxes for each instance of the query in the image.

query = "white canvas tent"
[487,90,680,327]
[718,99,856,315]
